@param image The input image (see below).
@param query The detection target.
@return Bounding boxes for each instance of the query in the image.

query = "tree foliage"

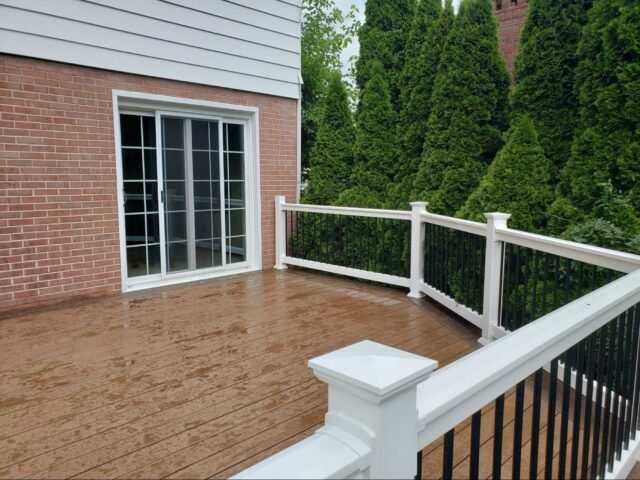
[388,0,454,209]
[459,115,553,232]
[413,0,510,216]
[550,0,640,252]
[355,0,416,110]
[349,61,397,200]
[510,0,591,174]
[301,0,359,175]
[302,72,356,205]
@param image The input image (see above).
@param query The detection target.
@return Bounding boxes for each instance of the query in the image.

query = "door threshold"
[125,265,261,292]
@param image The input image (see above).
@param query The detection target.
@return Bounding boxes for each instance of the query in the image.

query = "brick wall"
[494,0,529,74]
[0,54,298,314]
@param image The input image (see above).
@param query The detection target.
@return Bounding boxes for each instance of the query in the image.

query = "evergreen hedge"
[302,72,355,205]
[510,0,591,174]
[413,0,510,216]
[458,115,553,232]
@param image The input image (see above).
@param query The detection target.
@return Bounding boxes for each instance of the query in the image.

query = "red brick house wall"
[494,0,529,73]
[0,54,298,314]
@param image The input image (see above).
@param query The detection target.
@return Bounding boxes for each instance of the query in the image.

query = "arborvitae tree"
[349,61,396,200]
[510,0,591,175]
[302,73,355,205]
[549,0,640,252]
[387,0,454,209]
[301,0,359,177]
[458,116,553,232]
[396,0,441,118]
[355,0,416,110]
[413,0,510,216]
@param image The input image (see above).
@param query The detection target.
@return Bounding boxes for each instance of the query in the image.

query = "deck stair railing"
[229,197,640,479]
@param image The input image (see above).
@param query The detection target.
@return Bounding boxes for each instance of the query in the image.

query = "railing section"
[417,271,640,480]
[284,208,410,280]
[500,243,624,332]
[273,195,640,343]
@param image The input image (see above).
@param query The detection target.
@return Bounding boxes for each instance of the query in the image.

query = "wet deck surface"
[0,268,479,479]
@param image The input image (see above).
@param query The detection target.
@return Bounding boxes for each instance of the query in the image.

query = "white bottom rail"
[419,281,484,329]
[282,256,410,288]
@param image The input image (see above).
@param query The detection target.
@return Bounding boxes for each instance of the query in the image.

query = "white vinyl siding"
[0,0,301,99]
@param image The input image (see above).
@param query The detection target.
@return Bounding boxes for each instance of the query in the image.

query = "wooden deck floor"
[0,268,480,479]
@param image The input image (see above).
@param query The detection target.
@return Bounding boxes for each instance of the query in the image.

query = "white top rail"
[496,227,640,273]
[421,212,487,237]
[416,269,640,449]
[281,202,411,221]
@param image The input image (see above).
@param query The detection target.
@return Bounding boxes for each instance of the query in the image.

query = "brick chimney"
[493,0,529,73]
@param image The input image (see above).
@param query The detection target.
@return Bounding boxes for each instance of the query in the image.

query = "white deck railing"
[274,196,640,341]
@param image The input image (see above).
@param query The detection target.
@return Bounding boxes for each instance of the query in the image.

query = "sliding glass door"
[119,112,248,284]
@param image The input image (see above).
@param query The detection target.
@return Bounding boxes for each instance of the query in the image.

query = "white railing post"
[310,340,438,479]
[481,213,511,344]
[408,202,428,299]
[274,195,287,270]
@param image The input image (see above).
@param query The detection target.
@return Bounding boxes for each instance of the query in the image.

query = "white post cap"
[484,212,511,221]
[309,340,438,402]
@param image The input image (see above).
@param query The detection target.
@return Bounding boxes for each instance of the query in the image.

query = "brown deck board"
[0,269,479,479]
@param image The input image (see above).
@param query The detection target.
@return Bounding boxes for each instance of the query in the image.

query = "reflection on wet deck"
[0,268,478,479]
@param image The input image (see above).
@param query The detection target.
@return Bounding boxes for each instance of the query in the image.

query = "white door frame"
[112,90,262,292]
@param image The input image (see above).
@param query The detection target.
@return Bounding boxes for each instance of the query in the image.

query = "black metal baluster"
[437,225,444,291]
[629,307,640,443]
[502,243,513,330]
[513,380,526,480]
[443,429,454,480]
[284,210,289,256]
[581,333,596,479]
[591,324,608,479]
[608,315,625,469]
[564,258,572,308]
[470,410,482,479]
[552,256,561,311]
[380,218,386,273]
[459,230,469,294]
[415,450,422,480]
[520,248,531,329]
[600,320,616,478]
[558,346,575,479]
[493,394,505,480]
[476,235,485,312]
[541,253,549,316]
[513,248,522,330]
[531,250,540,322]
[618,308,635,457]
[570,341,585,479]
[463,232,470,305]
[545,357,559,480]
[530,369,543,480]
[297,211,301,258]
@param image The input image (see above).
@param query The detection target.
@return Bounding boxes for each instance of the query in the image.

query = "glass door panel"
[223,123,246,264]
[119,114,160,278]
[192,120,223,269]
[162,117,189,273]
[123,114,248,284]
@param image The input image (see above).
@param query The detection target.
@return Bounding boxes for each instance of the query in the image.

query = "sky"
[332,0,461,74]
